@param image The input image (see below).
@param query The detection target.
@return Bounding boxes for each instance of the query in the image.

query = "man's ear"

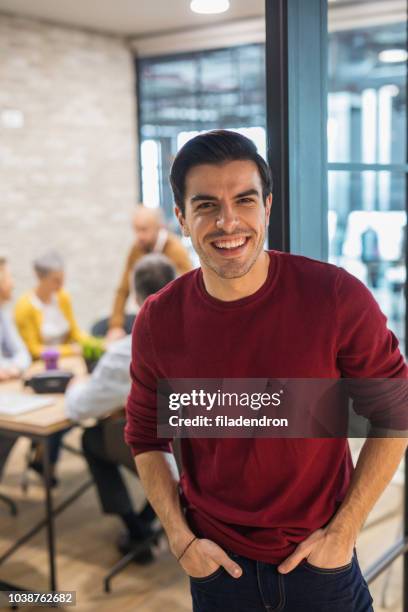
[175,205,190,237]
[265,194,273,225]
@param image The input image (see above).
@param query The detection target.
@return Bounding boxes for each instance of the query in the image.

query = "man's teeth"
[213,238,247,249]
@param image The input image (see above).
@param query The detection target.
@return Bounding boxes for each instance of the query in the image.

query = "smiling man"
[124,130,407,611]
[183,163,271,285]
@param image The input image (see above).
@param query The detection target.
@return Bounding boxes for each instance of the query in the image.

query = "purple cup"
[41,349,60,370]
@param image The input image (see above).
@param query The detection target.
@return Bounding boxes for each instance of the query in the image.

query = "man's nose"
[216,204,239,233]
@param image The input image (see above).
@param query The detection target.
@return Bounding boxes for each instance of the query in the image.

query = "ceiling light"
[378,49,408,63]
[190,0,230,15]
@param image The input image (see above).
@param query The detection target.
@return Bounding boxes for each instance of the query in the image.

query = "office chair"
[103,526,165,593]
[102,439,183,592]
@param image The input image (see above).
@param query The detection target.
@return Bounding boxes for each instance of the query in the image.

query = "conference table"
[0,357,93,594]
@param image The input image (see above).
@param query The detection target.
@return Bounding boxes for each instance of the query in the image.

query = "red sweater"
[125,250,406,563]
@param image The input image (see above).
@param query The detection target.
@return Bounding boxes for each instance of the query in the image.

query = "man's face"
[176,160,272,279]
[132,210,161,252]
[0,264,14,302]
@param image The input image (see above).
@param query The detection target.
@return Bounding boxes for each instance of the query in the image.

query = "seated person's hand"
[0,366,21,381]
[106,327,126,342]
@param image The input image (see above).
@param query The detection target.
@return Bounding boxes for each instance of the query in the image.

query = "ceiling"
[0,0,265,37]
[0,0,403,42]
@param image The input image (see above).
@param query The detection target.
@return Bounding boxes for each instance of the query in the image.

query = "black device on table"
[24,370,74,394]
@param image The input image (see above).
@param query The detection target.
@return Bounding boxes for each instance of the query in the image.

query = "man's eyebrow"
[190,194,219,203]
[234,189,260,199]
[190,188,260,204]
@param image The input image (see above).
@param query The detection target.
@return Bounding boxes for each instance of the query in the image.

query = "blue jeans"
[190,550,373,611]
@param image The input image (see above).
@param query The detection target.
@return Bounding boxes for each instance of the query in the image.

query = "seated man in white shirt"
[65,254,176,562]
[0,256,31,478]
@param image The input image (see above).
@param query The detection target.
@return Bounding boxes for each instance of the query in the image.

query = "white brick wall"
[0,13,139,329]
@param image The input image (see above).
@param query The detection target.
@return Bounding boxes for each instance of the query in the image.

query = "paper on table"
[0,393,54,416]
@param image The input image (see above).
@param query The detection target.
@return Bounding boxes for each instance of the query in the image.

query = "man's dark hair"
[170,129,273,216]
[133,253,177,303]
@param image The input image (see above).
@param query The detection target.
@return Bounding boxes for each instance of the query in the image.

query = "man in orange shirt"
[106,205,192,341]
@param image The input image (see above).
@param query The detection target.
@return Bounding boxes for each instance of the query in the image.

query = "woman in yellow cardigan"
[15,250,88,359]
[14,250,88,485]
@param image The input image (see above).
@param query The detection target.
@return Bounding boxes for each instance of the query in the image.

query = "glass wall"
[137,44,266,233]
[327,8,407,350]
[137,5,406,348]
[326,8,407,607]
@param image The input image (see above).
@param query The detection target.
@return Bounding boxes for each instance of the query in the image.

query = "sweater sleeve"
[335,268,408,429]
[14,299,44,360]
[124,298,172,456]
[109,248,135,330]
[336,268,406,378]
